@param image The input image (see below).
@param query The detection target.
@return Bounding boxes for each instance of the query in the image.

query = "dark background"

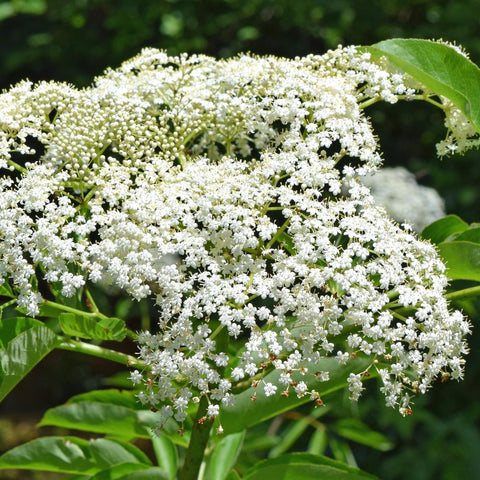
[1,1,480,479]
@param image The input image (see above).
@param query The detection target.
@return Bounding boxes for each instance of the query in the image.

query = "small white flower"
[130,370,143,385]
[207,404,220,417]
[263,382,277,397]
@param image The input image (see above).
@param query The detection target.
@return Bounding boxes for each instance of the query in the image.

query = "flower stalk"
[179,395,212,480]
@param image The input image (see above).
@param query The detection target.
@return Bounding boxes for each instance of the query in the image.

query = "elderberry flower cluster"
[361,167,445,232]
[0,45,473,423]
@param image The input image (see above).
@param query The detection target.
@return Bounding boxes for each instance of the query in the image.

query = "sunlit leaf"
[420,215,468,244]
[220,357,372,433]
[151,433,177,480]
[59,312,126,341]
[0,316,43,348]
[366,39,480,132]
[208,431,245,480]
[437,241,480,281]
[38,401,154,439]
[0,325,60,402]
[0,436,97,474]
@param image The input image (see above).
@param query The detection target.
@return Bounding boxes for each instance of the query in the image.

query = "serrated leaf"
[208,431,245,480]
[243,453,378,480]
[59,312,126,341]
[0,436,98,474]
[0,325,60,402]
[420,215,468,244]
[220,357,372,434]
[331,418,393,451]
[437,241,480,281]
[366,39,480,132]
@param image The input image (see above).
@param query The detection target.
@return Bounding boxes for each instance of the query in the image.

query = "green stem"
[139,299,151,331]
[43,300,101,318]
[57,338,145,369]
[391,310,408,321]
[446,285,480,302]
[85,288,100,314]
[7,159,28,174]
[265,217,291,250]
[209,324,224,341]
[179,395,212,480]
[359,93,445,110]
[0,298,17,310]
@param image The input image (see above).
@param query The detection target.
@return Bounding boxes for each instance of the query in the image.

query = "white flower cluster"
[0,46,472,422]
[361,167,446,232]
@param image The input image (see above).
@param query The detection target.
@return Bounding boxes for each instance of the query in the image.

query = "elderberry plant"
[2,39,480,480]
[0,43,474,431]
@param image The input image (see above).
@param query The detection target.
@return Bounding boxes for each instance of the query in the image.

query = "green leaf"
[269,406,330,458]
[91,463,154,480]
[0,281,15,298]
[437,241,480,281]
[0,325,60,402]
[331,418,393,451]
[67,389,141,410]
[136,410,190,448]
[268,418,310,459]
[420,215,468,244]
[454,227,480,243]
[116,468,169,479]
[0,434,153,475]
[39,401,189,447]
[208,431,245,480]
[243,453,378,480]
[226,471,241,480]
[366,39,480,132]
[151,433,177,480]
[242,434,279,452]
[220,357,372,434]
[38,401,155,439]
[307,427,327,455]
[103,371,135,389]
[88,438,149,470]
[328,438,357,467]
[0,436,98,474]
[93,466,169,480]
[59,312,126,341]
[0,316,43,348]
